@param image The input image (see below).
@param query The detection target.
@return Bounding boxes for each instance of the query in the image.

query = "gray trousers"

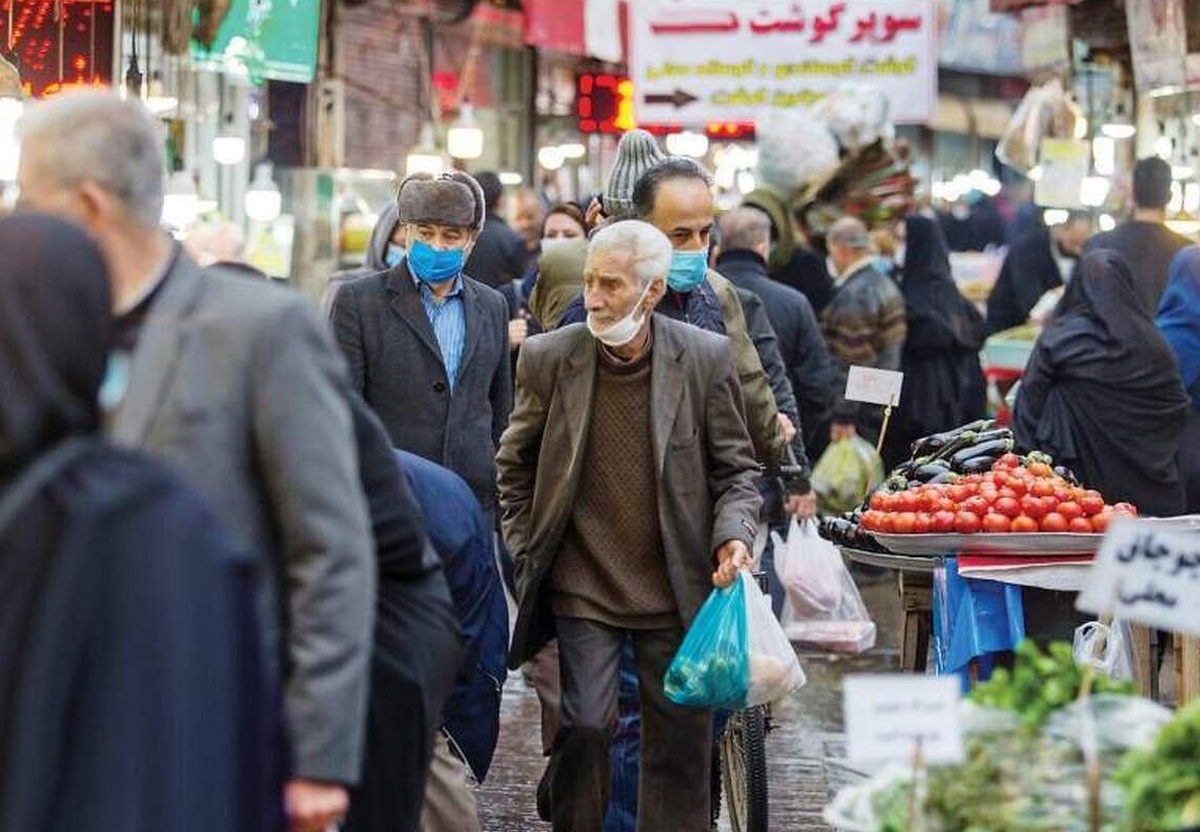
[550,617,713,832]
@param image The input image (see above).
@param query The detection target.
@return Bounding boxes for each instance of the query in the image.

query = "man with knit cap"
[499,220,762,832]
[331,170,512,518]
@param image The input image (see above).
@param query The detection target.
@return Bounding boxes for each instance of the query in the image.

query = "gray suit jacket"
[109,253,375,784]
[330,263,512,509]
[497,317,762,668]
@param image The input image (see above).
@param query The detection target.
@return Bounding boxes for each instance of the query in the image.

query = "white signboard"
[629,0,937,126]
[1077,520,1200,636]
[845,366,903,407]
[1126,0,1187,95]
[844,675,964,764]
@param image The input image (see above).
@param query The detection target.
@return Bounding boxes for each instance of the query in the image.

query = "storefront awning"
[524,0,625,63]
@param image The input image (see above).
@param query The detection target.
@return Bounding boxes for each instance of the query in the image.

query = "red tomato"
[938,498,958,514]
[1040,496,1061,515]
[1069,517,1094,533]
[891,492,914,513]
[954,511,981,534]
[998,487,1019,500]
[919,491,943,513]
[892,512,918,534]
[860,511,878,531]
[996,452,1022,470]
[869,491,890,511]
[933,510,957,533]
[1079,493,1104,517]
[1011,515,1039,533]
[1030,480,1056,498]
[964,495,992,517]
[1112,502,1139,517]
[1027,462,1054,478]
[948,485,971,503]
[1005,476,1028,497]
[1057,500,1083,521]
[994,496,1022,519]
[1019,496,1047,519]
[982,513,1012,533]
[914,513,933,534]
[1091,512,1114,533]
[877,513,895,533]
[1041,512,1069,533]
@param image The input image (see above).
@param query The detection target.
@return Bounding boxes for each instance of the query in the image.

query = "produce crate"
[983,324,1039,373]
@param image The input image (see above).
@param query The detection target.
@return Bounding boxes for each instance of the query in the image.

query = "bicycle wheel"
[720,705,769,832]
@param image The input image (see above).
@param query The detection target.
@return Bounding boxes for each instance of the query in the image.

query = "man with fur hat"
[331,171,512,520]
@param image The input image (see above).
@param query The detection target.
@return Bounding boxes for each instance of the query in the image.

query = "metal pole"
[523,45,537,187]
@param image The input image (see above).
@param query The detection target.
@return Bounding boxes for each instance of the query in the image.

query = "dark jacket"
[1083,220,1193,315]
[821,259,907,444]
[498,318,762,667]
[741,187,835,314]
[323,204,400,317]
[717,249,836,459]
[331,262,513,509]
[987,226,1067,335]
[465,213,527,288]
[398,451,508,782]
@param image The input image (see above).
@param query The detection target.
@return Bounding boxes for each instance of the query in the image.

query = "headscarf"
[1015,250,1190,515]
[900,214,985,355]
[1157,246,1200,410]
[0,214,111,479]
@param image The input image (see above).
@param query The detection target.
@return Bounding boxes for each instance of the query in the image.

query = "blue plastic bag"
[932,557,1025,692]
[664,576,749,709]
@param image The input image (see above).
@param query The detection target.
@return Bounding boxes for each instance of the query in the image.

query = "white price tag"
[844,366,904,407]
[1077,519,1200,636]
[844,675,964,764]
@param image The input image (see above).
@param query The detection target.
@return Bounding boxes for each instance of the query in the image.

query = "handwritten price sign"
[845,365,904,407]
[844,675,964,764]
[1077,520,1200,636]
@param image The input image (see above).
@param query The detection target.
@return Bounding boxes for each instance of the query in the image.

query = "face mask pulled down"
[588,280,654,348]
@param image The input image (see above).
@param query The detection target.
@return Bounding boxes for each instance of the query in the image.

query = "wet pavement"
[477,579,904,831]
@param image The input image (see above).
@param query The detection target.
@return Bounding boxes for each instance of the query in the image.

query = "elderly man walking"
[16,90,374,832]
[498,220,762,832]
[822,216,907,448]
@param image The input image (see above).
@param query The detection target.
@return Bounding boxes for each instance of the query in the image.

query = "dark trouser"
[551,617,713,832]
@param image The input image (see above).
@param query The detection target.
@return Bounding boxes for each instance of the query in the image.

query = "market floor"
[477,579,903,831]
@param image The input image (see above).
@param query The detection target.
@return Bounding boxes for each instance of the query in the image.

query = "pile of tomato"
[858,453,1138,536]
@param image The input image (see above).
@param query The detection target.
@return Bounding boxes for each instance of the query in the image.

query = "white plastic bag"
[1072,620,1134,681]
[772,517,842,615]
[741,572,806,706]
[773,521,877,653]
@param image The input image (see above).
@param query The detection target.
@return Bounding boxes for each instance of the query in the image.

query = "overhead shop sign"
[192,0,321,84]
[629,0,937,126]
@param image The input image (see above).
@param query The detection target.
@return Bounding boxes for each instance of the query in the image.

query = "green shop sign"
[191,0,321,84]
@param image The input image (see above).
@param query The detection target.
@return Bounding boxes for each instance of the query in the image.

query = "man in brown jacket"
[497,220,762,832]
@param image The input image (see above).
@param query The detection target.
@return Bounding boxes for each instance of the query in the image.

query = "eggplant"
[956,455,998,474]
[928,470,960,484]
[910,421,989,457]
[1054,465,1080,486]
[912,462,952,482]
[950,438,1015,468]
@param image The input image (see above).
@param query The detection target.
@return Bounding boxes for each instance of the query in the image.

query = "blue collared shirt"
[415,274,467,390]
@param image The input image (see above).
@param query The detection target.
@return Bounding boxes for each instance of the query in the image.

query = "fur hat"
[602,129,665,219]
[396,171,486,232]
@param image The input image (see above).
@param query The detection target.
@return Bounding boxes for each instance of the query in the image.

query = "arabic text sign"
[1077,520,1200,636]
[845,366,903,407]
[844,675,964,764]
[629,0,937,125]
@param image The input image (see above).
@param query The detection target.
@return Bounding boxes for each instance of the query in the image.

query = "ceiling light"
[1043,209,1069,226]
[1093,137,1115,176]
[1098,213,1115,231]
[446,104,484,161]
[213,135,246,166]
[1100,123,1136,139]
[1079,176,1111,207]
[538,146,565,171]
[244,163,282,223]
[499,171,524,186]
[665,131,710,158]
[405,122,444,176]
[162,170,199,231]
[1173,165,1195,180]
[558,142,587,160]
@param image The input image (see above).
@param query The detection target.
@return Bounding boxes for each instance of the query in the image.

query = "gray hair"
[717,207,771,252]
[17,90,165,228]
[826,216,871,252]
[588,220,673,289]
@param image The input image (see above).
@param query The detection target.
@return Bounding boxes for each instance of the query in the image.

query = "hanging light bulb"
[1100,100,1136,139]
[537,145,565,171]
[244,163,282,223]
[162,169,200,231]
[1079,176,1111,207]
[446,103,484,160]
[405,122,444,176]
[558,142,587,160]
[213,115,247,166]
[1093,137,1116,176]
[145,72,178,115]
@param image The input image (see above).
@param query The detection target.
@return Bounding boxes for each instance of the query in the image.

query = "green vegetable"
[969,640,1134,728]
[1115,698,1200,831]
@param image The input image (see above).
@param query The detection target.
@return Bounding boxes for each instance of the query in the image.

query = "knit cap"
[601,129,666,219]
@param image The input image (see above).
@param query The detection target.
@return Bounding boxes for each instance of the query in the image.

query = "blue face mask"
[408,239,466,284]
[384,243,405,268]
[667,248,709,293]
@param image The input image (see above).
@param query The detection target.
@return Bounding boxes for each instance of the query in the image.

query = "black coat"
[1014,251,1190,516]
[987,227,1065,335]
[772,246,835,316]
[331,262,513,509]
[465,214,528,288]
[716,249,836,458]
